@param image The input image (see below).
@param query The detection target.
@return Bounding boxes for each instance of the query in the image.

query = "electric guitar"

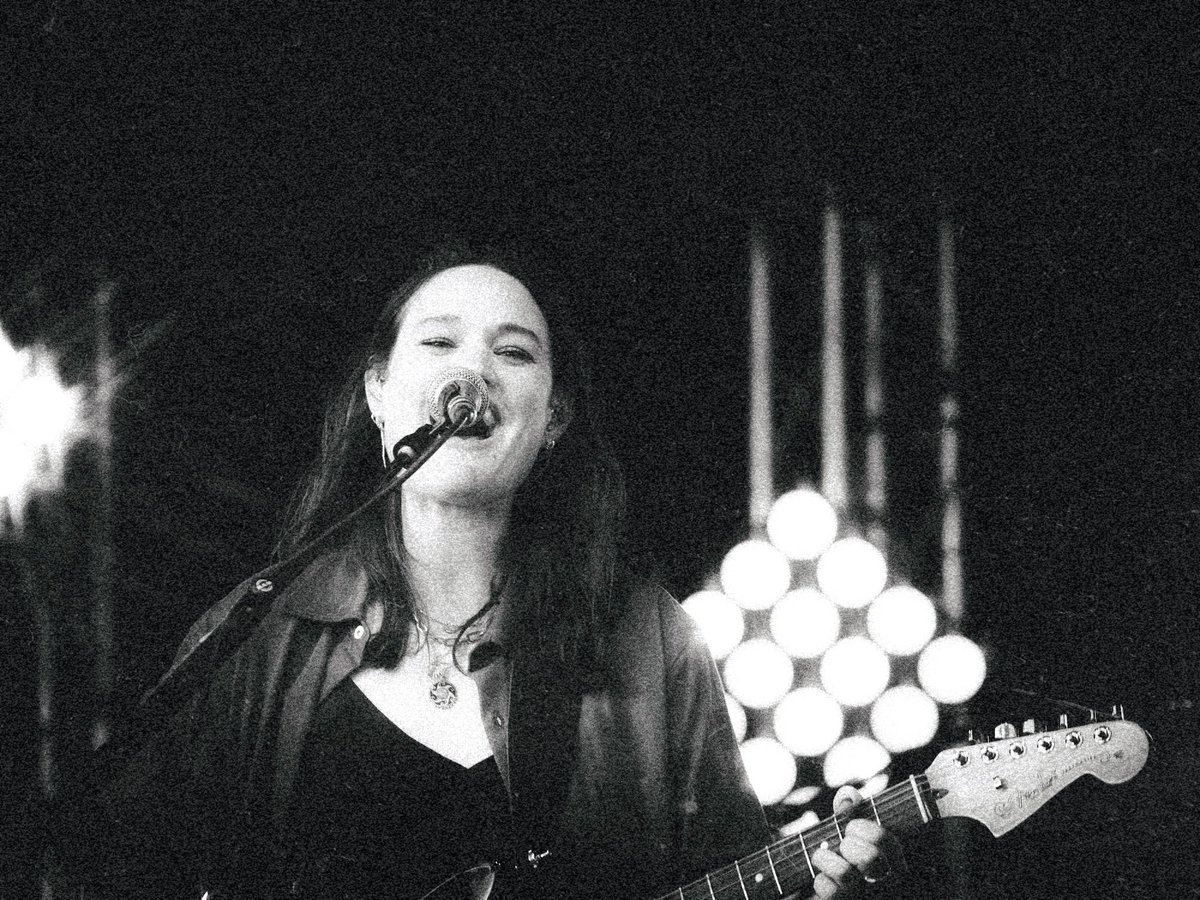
[420,714,1149,900]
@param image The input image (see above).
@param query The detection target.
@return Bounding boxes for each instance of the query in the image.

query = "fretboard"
[653,775,936,900]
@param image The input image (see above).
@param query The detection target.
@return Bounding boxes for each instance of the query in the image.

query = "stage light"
[740,737,797,805]
[773,687,844,756]
[682,590,746,659]
[720,539,792,610]
[816,537,887,608]
[767,488,838,560]
[861,772,890,798]
[823,735,891,788]
[870,685,940,752]
[783,785,822,806]
[770,587,841,659]
[867,585,938,656]
[819,636,890,707]
[781,809,821,833]
[725,693,748,742]
[918,634,986,704]
[724,638,794,709]
[0,329,83,534]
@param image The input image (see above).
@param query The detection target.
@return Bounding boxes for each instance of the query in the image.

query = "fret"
[867,793,882,825]
[832,809,843,841]
[764,846,782,895]
[705,873,716,900]
[678,887,685,900]
[796,832,816,879]
[733,860,749,900]
[909,774,931,824]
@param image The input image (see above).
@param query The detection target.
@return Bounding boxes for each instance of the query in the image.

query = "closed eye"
[420,338,455,349]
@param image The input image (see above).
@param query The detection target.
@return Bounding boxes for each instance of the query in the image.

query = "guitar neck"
[655,776,937,900]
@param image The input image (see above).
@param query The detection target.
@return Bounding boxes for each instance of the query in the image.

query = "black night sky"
[2,3,1197,898]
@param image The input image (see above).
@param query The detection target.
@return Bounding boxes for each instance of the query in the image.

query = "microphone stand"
[134,413,468,724]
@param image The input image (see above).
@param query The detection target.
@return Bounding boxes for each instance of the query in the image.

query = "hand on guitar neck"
[808,784,903,898]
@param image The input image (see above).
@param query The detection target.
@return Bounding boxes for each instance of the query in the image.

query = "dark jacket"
[68,551,768,899]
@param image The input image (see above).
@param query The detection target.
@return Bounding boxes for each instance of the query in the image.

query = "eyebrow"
[413,314,545,349]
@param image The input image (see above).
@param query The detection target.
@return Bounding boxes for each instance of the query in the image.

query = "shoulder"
[170,549,370,667]
[610,571,708,669]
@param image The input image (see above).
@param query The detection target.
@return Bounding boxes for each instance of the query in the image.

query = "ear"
[545,391,573,444]
[364,366,387,422]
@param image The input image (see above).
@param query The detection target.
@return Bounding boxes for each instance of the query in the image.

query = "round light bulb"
[823,735,891,788]
[816,537,888,608]
[740,737,797,805]
[773,687,845,756]
[724,639,795,709]
[770,588,841,659]
[867,585,938,656]
[820,636,891,707]
[767,488,838,560]
[918,634,987,704]
[682,590,746,659]
[720,539,792,610]
[870,685,940,752]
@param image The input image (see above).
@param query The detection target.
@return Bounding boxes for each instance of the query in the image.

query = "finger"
[838,834,881,874]
[845,818,886,844]
[833,784,862,813]
[813,871,842,899]
[813,849,866,900]
[812,846,853,883]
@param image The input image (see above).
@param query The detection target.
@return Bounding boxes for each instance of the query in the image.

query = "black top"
[289,678,513,900]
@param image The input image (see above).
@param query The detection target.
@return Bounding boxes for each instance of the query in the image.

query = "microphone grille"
[424,367,489,421]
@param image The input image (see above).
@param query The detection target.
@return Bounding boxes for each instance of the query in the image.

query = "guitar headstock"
[924,715,1149,836]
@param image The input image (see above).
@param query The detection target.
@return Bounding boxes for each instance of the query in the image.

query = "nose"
[461,342,497,388]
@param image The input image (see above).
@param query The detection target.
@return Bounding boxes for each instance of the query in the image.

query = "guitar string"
[667,777,932,899]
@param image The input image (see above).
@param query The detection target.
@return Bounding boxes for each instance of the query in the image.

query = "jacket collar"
[278,550,372,623]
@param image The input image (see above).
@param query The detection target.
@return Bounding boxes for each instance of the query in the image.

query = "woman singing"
[66,251,892,898]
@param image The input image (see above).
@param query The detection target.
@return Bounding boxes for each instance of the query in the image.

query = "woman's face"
[366,264,566,508]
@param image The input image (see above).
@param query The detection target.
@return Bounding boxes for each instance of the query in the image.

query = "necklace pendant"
[430,674,458,710]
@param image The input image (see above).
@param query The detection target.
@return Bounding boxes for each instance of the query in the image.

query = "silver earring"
[544,438,556,451]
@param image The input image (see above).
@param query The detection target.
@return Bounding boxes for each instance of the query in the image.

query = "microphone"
[424,368,489,428]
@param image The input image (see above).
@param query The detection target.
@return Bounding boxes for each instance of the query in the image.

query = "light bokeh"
[740,736,798,804]
[867,585,938,656]
[918,634,987,704]
[770,587,841,658]
[682,590,746,659]
[720,539,792,610]
[819,636,891,707]
[773,687,845,756]
[767,488,839,560]
[870,685,940,752]
[823,735,891,787]
[816,537,888,608]
[724,638,794,709]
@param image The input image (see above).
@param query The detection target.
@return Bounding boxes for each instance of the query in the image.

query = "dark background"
[2,3,1197,898]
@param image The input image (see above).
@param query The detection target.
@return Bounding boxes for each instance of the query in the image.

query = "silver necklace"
[412,604,497,710]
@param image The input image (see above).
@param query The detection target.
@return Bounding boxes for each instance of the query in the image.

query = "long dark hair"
[276,247,627,678]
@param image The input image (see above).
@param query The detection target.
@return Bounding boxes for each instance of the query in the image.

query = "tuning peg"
[994,723,1018,739]
[967,728,983,744]
[1110,704,1125,720]
[1021,719,1040,735]
[1058,713,1070,729]
[1087,708,1099,723]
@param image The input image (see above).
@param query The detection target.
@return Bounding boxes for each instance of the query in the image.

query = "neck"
[400,493,510,627]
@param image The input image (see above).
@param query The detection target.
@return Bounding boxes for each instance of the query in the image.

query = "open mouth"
[454,419,494,439]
